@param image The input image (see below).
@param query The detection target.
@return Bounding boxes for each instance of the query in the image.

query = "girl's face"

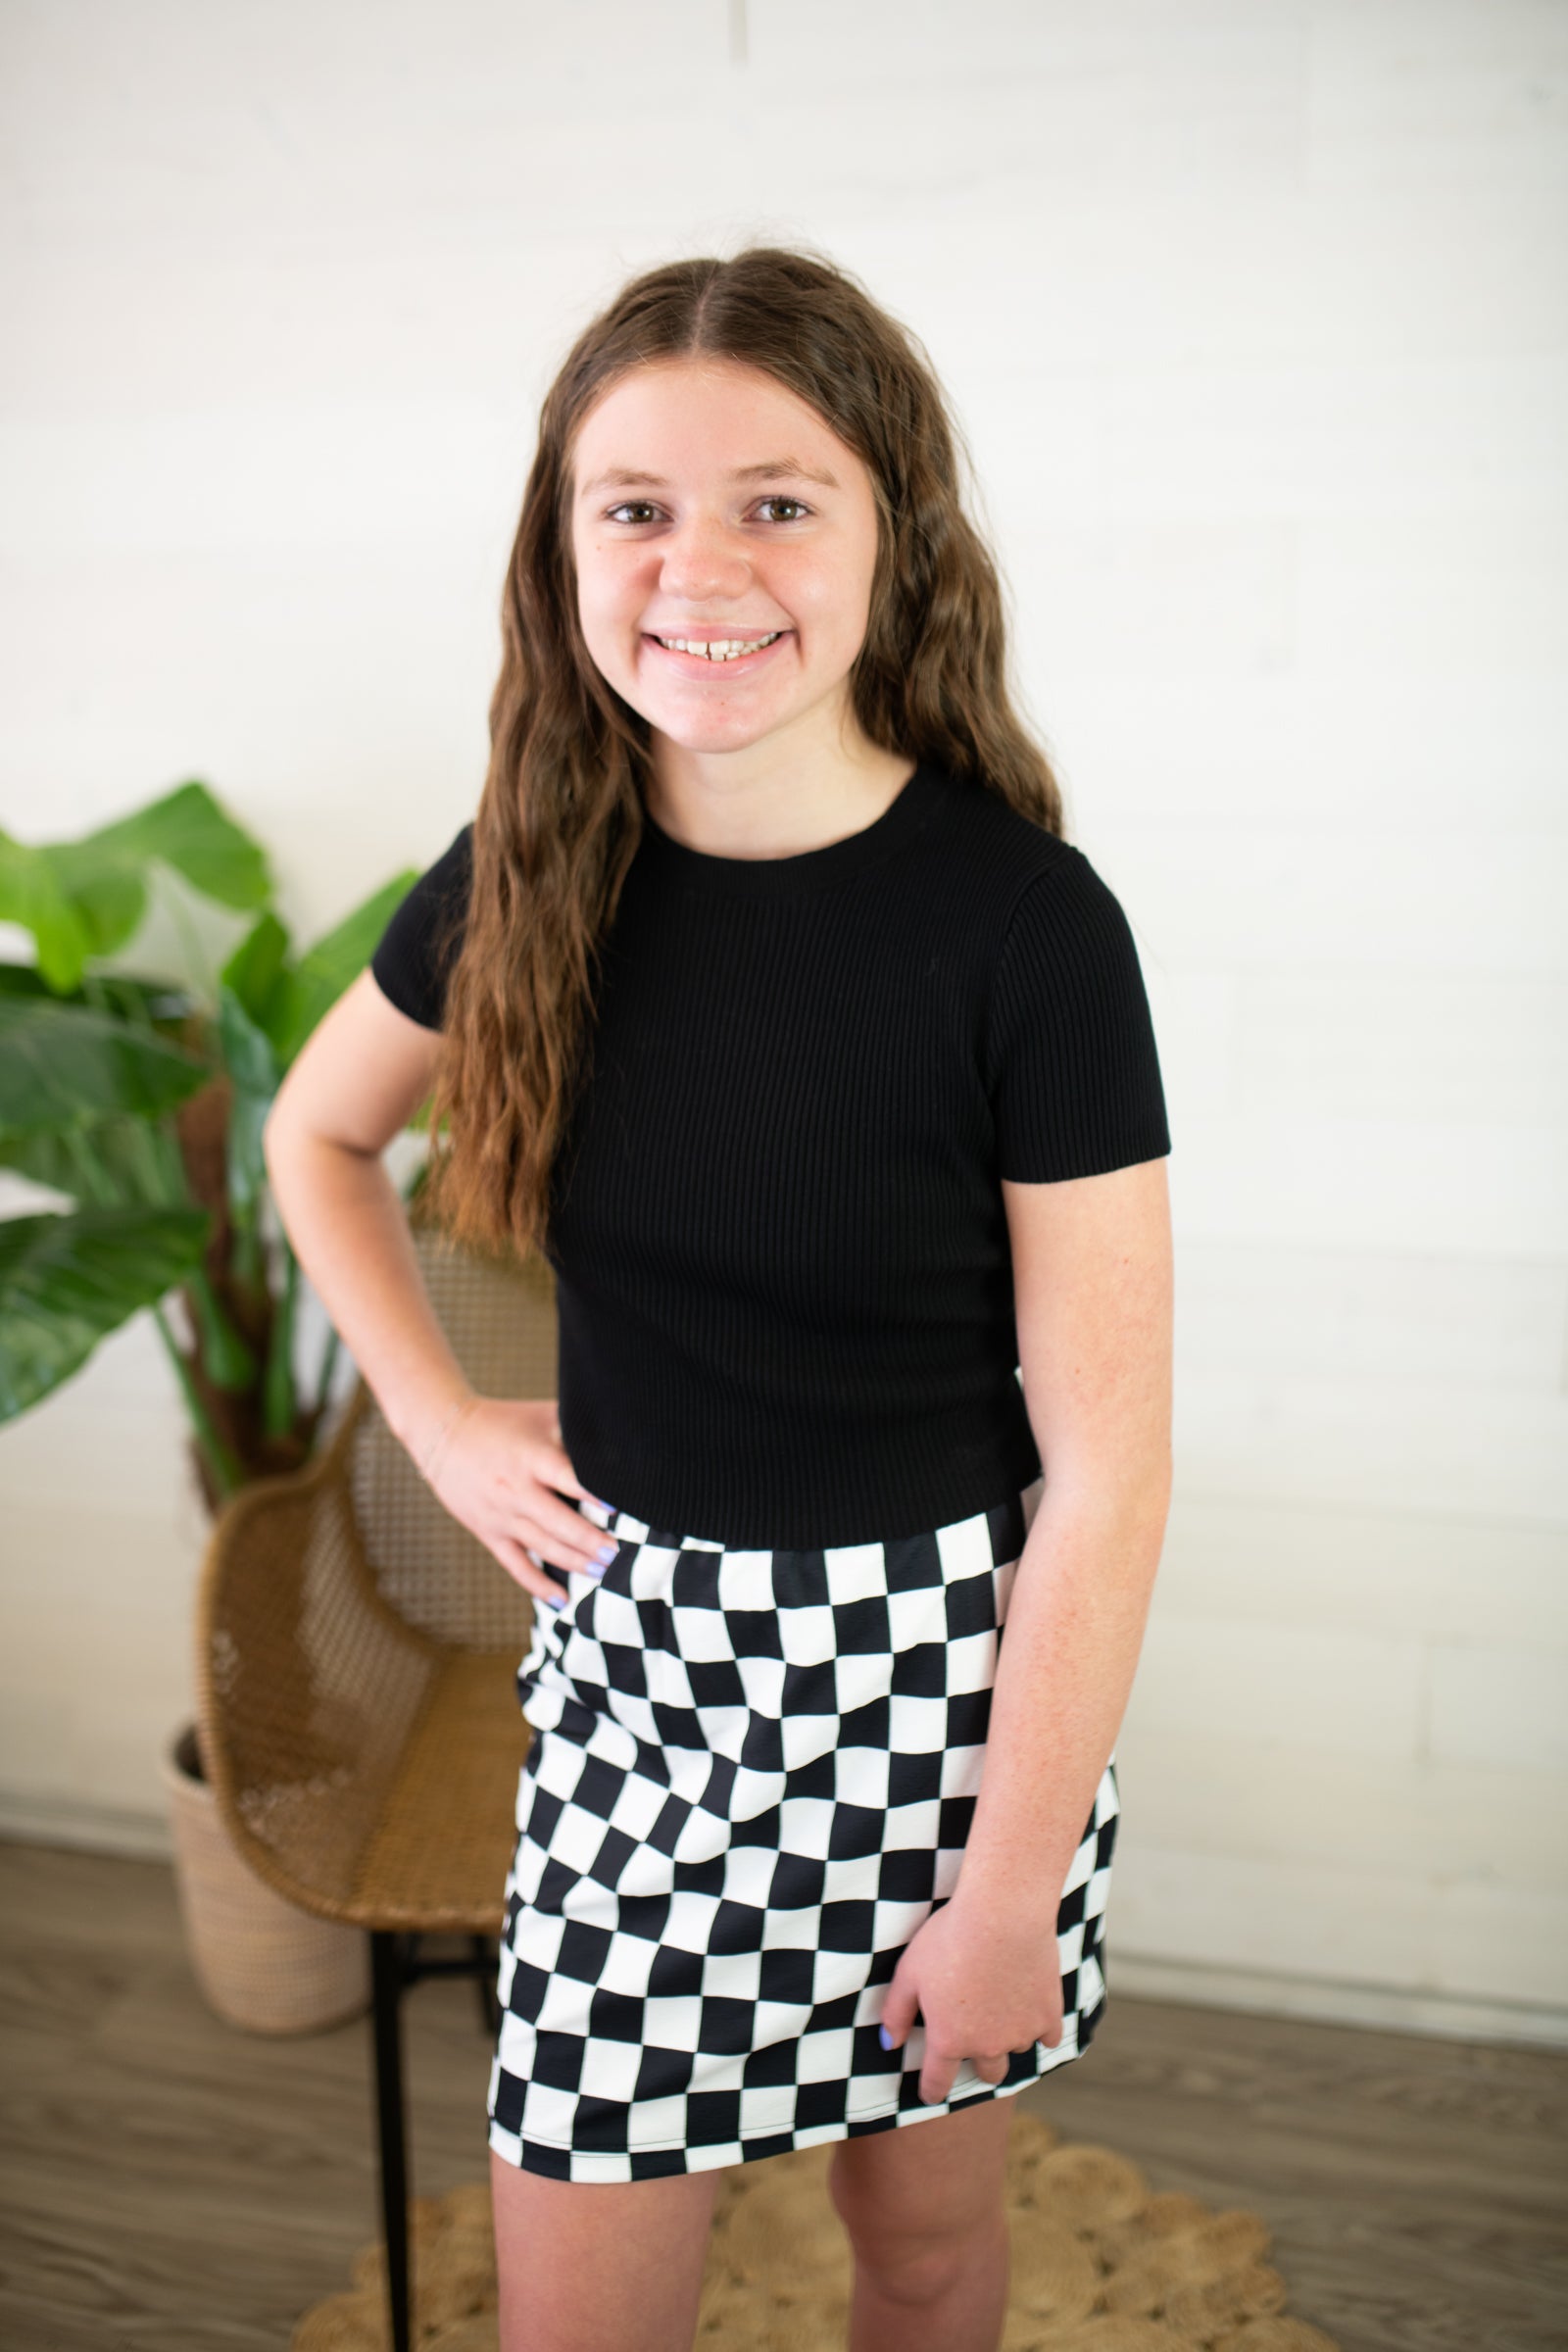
[568,357,883,765]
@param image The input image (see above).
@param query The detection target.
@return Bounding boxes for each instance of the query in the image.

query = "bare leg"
[828,2096,1015,2352]
[490,2148,724,2352]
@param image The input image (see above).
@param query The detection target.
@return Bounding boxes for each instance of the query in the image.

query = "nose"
[659,514,752,604]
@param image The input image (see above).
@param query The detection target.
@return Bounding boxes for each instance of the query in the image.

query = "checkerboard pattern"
[487,1477,1119,2182]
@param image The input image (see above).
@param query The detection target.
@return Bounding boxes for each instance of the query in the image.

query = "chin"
[644,707,784,757]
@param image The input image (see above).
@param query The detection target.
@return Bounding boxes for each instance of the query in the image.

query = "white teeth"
[655,632,781,661]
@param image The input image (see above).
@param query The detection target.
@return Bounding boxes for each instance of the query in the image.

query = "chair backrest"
[346,1220,558,1651]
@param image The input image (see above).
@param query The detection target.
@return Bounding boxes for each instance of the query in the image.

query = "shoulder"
[374,821,474,928]
[924,764,1064,858]
[369,822,474,1032]
[918,766,1115,938]
[414,821,474,903]
[987,830,1154,1018]
[967,795,1170,1177]
[947,773,1164,1085]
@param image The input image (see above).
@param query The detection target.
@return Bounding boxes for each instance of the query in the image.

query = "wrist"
[387,1379,477,1469]
[953,1848,1070,1924]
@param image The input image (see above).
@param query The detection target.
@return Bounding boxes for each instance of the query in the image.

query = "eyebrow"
[578,458,841,498]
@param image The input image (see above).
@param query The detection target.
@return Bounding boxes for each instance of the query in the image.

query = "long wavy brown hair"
[423,243,1066,1261]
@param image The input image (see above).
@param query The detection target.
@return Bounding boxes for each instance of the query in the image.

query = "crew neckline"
[636,760,944,897]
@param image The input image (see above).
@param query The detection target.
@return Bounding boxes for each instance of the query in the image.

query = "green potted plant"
[0,779,418,2031]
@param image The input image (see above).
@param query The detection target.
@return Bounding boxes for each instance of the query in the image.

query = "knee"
[830,2152,1003,2305]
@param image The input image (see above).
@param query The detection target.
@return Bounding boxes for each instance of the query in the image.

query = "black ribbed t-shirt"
[371,760,1170,1548]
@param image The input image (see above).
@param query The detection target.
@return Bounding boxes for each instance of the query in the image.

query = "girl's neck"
[645,731,915,864]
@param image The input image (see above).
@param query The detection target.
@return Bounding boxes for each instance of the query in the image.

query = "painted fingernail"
[594,1544,617,1566]
[878,2025,894,2051]
[545,1595,564,1611]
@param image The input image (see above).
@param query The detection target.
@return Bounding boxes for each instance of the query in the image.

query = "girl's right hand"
[418,1395,616,1613]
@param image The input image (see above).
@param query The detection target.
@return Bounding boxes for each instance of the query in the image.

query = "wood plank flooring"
[1,1841,1563,2351]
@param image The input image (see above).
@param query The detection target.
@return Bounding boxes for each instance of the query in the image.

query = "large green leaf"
[0,998,209,1141]
[0,958,195,1031]
[220,910,291,1032]
[0,838,94,992]
[0,1204,211,1421]
[266,871,417,1065]
[56,781,272,919]
[0,784,272,988]
[0,960,54,1002]
[0,1116,176,1208]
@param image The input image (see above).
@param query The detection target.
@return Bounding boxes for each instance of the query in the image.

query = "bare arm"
[957,1154,1173,1906]
[878,1154,1173,2103]
[263,968,615,1606]
[264,969,465,1454]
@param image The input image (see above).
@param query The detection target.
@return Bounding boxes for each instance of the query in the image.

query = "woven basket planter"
[162,1721,370,2035]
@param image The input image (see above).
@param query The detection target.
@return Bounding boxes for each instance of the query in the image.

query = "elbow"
[260,1089,286,1181]
[1036,1437,1172,1531]
[261,1076,303,1200]
[1125,1441,1173,1529]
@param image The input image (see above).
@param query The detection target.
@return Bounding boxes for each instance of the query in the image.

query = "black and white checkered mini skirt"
[486,1473,1120,2182]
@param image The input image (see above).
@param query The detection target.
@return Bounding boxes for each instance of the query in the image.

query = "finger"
[974,2053,1009,2085]
[489,1534,569,1612]
[535,1467,615,1543]
[919,2052,960,2107]
[515,1501,619,1576]
[542,1439,612,1515]
[877,1969,919,2053]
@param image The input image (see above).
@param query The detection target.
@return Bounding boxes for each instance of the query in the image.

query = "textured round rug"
[290,2110,1342,2351]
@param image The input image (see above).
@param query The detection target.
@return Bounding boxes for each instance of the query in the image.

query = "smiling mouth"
[648,631,785,662]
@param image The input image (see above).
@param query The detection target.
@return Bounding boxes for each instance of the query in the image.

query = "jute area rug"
[291,2110,1342,2352]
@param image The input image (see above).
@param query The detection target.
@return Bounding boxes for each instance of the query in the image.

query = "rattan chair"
[195,1222,555,2352]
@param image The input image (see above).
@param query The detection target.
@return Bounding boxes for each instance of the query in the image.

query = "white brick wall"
[1,0,1563,2038]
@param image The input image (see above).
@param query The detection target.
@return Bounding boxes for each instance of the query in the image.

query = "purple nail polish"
[879,2025,894,2051]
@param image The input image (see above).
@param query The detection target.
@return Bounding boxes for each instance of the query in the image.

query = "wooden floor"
[1,1841,1564,2352]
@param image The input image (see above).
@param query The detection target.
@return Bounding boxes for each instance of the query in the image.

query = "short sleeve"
[369,825,473,1031]
[985,847,1171,1182]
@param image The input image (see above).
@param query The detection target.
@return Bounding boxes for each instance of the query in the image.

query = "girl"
[265,244,1173,2352]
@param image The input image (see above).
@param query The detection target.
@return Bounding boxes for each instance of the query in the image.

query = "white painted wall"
[2,0,1563,2041]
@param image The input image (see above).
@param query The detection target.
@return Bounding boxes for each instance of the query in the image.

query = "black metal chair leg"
[369,1930,412,2352]
[472,1934,502,2038]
